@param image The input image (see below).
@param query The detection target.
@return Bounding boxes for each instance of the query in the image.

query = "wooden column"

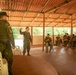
[31,26,33,46]
[71,15,73,35]
[52,27,54,44]
[42,13,45,51]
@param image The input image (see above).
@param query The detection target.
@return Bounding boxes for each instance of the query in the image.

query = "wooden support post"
[52,27,54,45]
[71,15,73,35]
[42,13,45,51]
[31,26,33,46]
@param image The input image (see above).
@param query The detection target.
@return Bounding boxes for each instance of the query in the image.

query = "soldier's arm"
[44,37,47,43]
[29,33,32,43]
[20,28,24,34]
[49,37,52,44]
[5,21,15,47]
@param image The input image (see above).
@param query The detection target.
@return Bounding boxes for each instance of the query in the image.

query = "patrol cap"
[0,12,9,17]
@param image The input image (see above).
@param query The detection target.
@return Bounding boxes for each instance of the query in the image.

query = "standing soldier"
[0,12,15,75]
[44,34,52,53]
[20,27,32,55]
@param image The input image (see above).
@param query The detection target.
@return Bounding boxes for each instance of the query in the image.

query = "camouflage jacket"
[0,19,15,46]
[20,29,32,43]
[44,36,52,44]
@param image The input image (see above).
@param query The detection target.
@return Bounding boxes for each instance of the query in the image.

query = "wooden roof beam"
[19,0,33,26]
[18,0,27,26]
[39,14,54,26]
[45,0,72,13]
[47,2,76,26]
[54,16,71,27]
[50,2,76,21]
[8,20,76,23]
[46,14,64,26]
[1,0,26,4]
[9,16,70,19]
[26,0,33,11]
[40,0,51,12]
[29,0,52,26]
[29,14,40,26]
[18,12,27,26]
[2,9,43,13]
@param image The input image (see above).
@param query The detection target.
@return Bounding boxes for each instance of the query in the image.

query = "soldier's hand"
[12,46,15,49]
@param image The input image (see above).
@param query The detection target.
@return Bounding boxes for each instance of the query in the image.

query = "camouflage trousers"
[45,43,52,53]
[56,40,61,46]
[0,41,13,75]
[71,41,76,47]
[23,42,30,55]
[63,41,69,46]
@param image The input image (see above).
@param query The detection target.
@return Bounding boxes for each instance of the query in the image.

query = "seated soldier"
[44,34,52,53]
[63,33,70,47]
[69,34,75,47]
[56,34,62,46]
[71,34,76,47]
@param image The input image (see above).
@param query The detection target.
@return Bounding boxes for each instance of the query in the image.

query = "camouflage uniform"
[56,36,62,46]
[44,36,52,53]
[20,29,32,55]
[0,19,15,75]
[71,35,76,47]
[63,35,70,46]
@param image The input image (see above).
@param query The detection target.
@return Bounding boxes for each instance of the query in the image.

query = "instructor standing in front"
[20,27,32,56]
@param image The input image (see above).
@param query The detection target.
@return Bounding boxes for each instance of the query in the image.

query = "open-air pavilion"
[0,0,76,75]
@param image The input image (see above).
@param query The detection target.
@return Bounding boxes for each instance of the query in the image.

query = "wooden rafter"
[29,14,40,26]
[46,14,63,26]
[47,2,76,27]
[39,0,74,27]
[56,4,76,27]
[1,0,76,27]
[7,0,12,21]
[19,0,33,26]
[2,9,43,13]
[8,20,76,24]
[45,0,72,13]
[29,0,51,26]
[61,16,71,27]
[8,14,70,18]
[67,5,76,15]
[2,0,25,4]
[55,16,71,27]
[18,0,26,26]
[18,12,27,26]
[26,0,32,11]
[39,14,54,26]
[40,0,50,12]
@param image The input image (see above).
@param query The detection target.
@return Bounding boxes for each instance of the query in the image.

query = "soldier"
[44,34,52,53]
[63,33,70,46]
[20,27,32,55]
[56,34,62,46]
[0,11,15,75]
[69,34,74,47]
[71,34,76,47]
